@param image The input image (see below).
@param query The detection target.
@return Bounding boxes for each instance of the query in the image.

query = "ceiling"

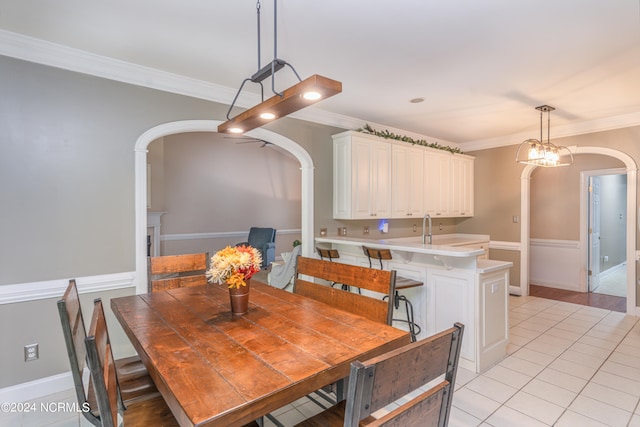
[1,0,639,149]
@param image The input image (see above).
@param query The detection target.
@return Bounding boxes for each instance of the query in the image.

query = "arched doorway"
[520,145,637,314]
[133,120,314,294]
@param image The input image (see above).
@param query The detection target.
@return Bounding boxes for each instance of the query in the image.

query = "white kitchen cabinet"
[333,132,392,219]
[451,155,474,217]
[333,131,474,219]
[391,143,424,218]
[424,150,451,217]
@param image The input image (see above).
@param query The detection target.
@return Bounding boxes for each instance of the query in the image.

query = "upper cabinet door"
[333,132,391,219]
[450,155,474,217]
[424,151,451,217]
[392,144,423,218]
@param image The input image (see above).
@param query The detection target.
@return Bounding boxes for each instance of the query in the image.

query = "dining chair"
[85,298,180,427]
[295,322,465,427]
[362,246,423,341]
[315,247,360,294]
[294,256,396,325]
[57,280,160,426]
[148,252,209,292]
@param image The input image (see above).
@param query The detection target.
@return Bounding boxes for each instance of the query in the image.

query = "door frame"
[580,168,626,293]
[519,146,637,315]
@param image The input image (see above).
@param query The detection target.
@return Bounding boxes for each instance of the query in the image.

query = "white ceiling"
[1,0,639,149]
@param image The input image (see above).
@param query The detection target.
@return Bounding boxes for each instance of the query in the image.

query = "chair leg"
[390,292,421,342]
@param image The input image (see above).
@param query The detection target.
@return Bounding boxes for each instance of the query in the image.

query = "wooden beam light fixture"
[218,0,342,135]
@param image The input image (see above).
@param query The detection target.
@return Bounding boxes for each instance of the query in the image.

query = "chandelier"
[515,105,573,167]
[218,0,342,134]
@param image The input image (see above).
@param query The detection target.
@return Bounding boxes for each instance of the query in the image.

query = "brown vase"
[228,278,250,315]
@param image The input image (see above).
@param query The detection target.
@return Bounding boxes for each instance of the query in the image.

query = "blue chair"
[236,227,276,268]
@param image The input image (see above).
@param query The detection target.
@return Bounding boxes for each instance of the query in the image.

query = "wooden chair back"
[316,247,340,261]
[344,323,464,427]
[85,299,182,427]
[57,280,100,425]
[85,298,124,427]
[294,257,396,325]
[148,252,208,292]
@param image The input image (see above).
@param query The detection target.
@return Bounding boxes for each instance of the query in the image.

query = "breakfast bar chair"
[57,280,160,426]
[362,246,423,341]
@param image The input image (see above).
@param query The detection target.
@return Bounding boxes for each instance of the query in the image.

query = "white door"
[588,176,601,292]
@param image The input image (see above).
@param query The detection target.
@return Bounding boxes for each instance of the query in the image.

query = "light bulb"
[302,91,322,101]
[260,112,276,120]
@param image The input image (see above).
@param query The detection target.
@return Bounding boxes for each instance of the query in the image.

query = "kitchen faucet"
[422,213,432,245]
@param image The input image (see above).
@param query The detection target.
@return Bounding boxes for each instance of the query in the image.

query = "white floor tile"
[465,375,518,404]
[521,378,577,408]
[510,347,556,367]
[448,406,483,427]
[555,410,610,427]
[452,388,501,420]
[580,381,639,413]
[483,365,533,390]
[548,357,599,380]
[536,367,588,393]
[484,405,550,427]
[569,395,632,427]
[505,391,564,425]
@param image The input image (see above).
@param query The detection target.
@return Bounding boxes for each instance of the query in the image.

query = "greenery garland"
[356,124,463,154]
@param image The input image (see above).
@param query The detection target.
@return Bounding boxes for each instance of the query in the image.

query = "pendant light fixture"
[218,0,342,134]
[515,105,573,167]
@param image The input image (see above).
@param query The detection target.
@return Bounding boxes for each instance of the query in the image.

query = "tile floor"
[5,294,640,426]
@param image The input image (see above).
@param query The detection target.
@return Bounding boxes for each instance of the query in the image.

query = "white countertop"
[315,234,488,258]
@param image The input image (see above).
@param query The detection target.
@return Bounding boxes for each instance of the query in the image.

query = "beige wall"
[147,132,303,255]
[530,154,623,240]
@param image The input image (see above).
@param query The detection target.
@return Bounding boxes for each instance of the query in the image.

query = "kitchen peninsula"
[315,234,512,373]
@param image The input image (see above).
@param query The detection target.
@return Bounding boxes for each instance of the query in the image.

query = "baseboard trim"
[0,372,74,403]
[0,272,135,305]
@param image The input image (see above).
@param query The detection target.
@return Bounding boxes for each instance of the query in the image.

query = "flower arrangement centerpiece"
[206,245,262,289]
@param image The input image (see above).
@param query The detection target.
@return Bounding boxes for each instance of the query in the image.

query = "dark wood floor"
[529,284,627,313]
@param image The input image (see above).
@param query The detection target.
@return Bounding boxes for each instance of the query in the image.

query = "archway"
[133,120,314,294]
[520,145,637,314]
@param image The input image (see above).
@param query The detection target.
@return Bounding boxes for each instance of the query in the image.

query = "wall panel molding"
[0,272,135,305]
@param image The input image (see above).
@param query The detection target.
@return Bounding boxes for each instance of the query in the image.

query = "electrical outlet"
[319,228,327,237]
[24,343,38,362]
[363,226,369,235]
[412,224,417,232]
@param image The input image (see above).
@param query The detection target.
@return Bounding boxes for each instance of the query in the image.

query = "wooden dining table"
[111,280,411,427]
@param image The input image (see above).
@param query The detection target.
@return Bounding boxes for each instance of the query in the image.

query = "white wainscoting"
[0,272,135,305]
[530,239,581,291]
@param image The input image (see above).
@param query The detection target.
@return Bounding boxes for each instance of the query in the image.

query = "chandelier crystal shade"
[515,105,573,167]
[218,0,342,135]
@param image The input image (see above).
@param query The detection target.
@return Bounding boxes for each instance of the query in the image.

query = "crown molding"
[461,111,640,152]
[0,30,453,147]
[2,29,636,152]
